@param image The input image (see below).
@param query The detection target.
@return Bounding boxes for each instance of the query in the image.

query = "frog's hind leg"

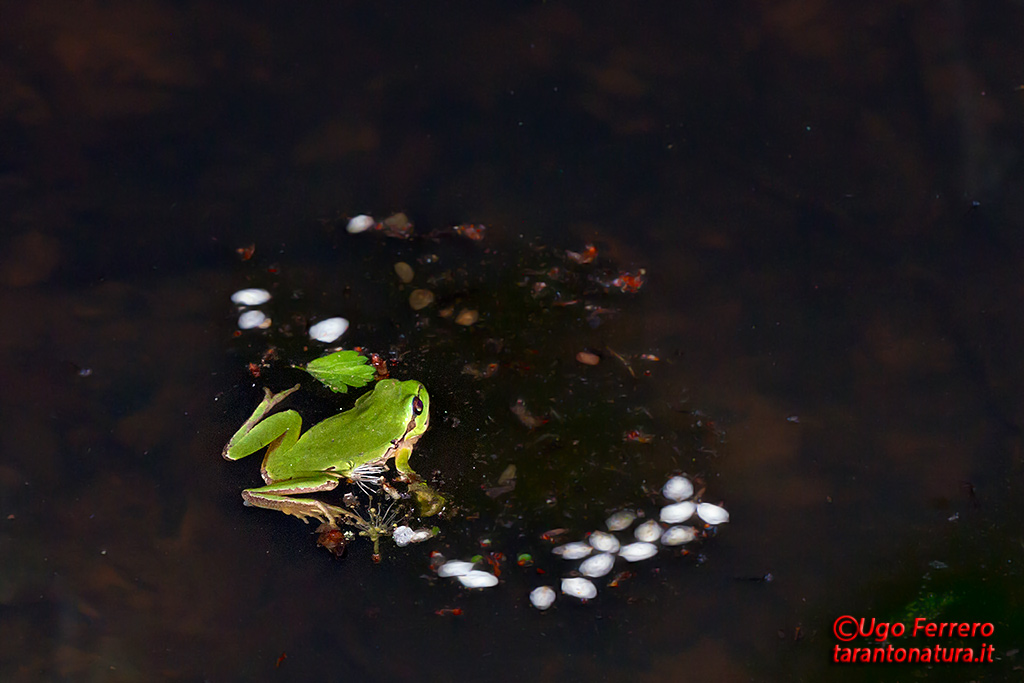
[222,385,303,463]
[241,474,360,527]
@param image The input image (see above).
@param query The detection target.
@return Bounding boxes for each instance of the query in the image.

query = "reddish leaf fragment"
[483,552,506,576]
[624,429,653,443]
[566,243,597,264]
[608,269,646,293]
[607,571,635,588]
[541,528,570,542]
[369,353,389,378]
[453,223,487,241]
[435,608,464,616]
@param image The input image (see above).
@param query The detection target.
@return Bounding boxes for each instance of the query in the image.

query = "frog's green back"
[265,379,424,479]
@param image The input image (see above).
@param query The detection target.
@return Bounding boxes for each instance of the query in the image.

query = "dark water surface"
[3,2,1023,681]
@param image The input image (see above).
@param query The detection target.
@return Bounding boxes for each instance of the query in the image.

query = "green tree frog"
[222,379,445,526]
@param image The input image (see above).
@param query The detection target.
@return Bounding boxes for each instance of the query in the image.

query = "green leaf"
[299,350,375,393]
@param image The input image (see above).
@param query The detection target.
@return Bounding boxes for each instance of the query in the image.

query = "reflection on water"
[3,1,1024,681]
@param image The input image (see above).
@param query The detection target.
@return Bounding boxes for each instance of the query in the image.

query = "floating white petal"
[309,317,349,342]
[561,577,597,600]
[605,510,636,531]
[346,214,376,233]
[579,553,615,578]
[660,501,696,524]
[552,542,593,560]
[437,560,475,577]
[662,475,694,502]
[231,288,272,306]
[697,502,730,525]
[530,586,556,610]
[661,526,698,546]
[619,542,658,562]
[634,519,663,543]
[409,528,435,543]
[588,531,620,553]
[238,310,267,330]
[458,570,499,588]
[392,525,414,547]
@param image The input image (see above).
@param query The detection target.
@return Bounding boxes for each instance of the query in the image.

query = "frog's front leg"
[392,444,446,517]
[242,474,364,527]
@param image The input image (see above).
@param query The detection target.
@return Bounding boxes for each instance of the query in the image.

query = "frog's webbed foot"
[281,506,331,526]
[286,500,346,527]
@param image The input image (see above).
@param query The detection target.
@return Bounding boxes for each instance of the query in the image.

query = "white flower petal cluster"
[533,475,730,609]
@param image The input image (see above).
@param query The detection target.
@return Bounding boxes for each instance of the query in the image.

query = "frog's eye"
[412,396,424,415]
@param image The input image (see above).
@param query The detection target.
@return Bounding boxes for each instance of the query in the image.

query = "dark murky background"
[3,2,1024,681]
